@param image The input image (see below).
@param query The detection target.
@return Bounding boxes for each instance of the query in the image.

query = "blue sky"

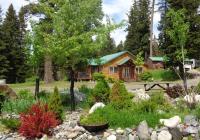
[0,0,160,45]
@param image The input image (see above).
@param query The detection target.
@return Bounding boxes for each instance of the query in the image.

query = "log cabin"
[77,51,136,81]
[146,57,165,69]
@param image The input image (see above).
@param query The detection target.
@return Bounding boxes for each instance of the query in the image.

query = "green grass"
[149,69,179,81]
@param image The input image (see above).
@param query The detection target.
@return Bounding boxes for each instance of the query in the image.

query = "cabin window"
[110,66,118,74]
[136,66,143,74]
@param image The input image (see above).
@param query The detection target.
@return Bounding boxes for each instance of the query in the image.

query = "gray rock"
[151,131,157,140]
[128,134,139,140]
[67,132,79,139]
[116,128,124,135]
[183,126,198,134]
[125,128,132,135]
[107,135,116,140]
[137,120,150,140]
[116,135,128,140]
[184,115,198,126]
[158,130,172,140]
[169,128,182,140]
[74,133,88,140]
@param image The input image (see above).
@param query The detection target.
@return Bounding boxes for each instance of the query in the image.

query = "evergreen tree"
[0,6,9,79]
[125,0,150,59]
[2,4,21,83]
[116,41,125,52]
[99,33,116,56]
[158,0,200,65]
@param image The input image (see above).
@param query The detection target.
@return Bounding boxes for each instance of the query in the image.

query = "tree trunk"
[179,62,188,92]
[69,67,76,111]
[44,55,54,84]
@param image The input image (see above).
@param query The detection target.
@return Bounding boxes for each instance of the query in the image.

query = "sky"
[0,0,160,45]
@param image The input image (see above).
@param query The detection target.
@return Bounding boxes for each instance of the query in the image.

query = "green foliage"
[109,81,132,109]
[17,90,33,99]
[80,112,107,126]
[0,93,6,113]
[0,118,20,131]
[79,85,91,95]
[92,72,106,81]
[149,69,178,81]
[48,87,64,121]
[195,81,200,94]
[194,104,200,119]
[135,52,144,66]
[2,98,35,114]
[139,71,153,81]
[125,0,150,56]
[92,105,170,128]
[92,78,110,103]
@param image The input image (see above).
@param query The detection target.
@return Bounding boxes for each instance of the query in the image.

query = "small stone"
[116,135,128,140]
[103,132,110,138]
[151,131,157,140]
[137,120,150,140]
[116,128,124,135]
[160,116,181,128]
[158,130,172,140]
[125,128,132,135]
[68,132,78,139]
[107,135,116,140]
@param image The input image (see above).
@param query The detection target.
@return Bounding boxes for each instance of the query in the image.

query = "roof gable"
[89,51,132,66]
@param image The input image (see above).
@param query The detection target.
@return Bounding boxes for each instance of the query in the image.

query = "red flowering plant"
[18,102,59,139]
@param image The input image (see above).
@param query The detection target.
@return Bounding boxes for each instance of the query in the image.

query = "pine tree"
[116,41,125,52]
[99,33,116,56]
[2,4,21,83]
[125,0,150,59]
[0,6,9,79]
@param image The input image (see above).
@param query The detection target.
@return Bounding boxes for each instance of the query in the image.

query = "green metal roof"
[149,57,164,62]
[89,51,129,66]
[117,57,131,65]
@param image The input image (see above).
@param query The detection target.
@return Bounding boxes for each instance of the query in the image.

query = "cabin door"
[122,67,131,80]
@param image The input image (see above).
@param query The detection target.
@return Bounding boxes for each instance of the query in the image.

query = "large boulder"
[137,120,150,140]
[169,128,182,140]
[89,102,105,114]
[0,84,17,98]
[160,116,181,128]
[131,89,150,102]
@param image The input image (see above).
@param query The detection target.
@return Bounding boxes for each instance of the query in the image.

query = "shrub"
[0,93,6,113]
[2,98,35,114]
[195,81,200,94]
[194,104,200,119]
[166,84,184,98]
[92,72,105,81]
[109,81,132,109]
[48,87,64,121]
[79,85,92,95]
[38,90,50,100]
[17,90,33,99]
[19,103,58,139]
[139,72,153,81]
[0,118,20,131]
[80,112,107,126]
[92,78,110,103]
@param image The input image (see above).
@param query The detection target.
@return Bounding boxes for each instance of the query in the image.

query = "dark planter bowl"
[78,122,109,132]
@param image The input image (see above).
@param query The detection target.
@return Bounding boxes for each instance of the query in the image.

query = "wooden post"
[150,0,155,57]
[35,78,40,99]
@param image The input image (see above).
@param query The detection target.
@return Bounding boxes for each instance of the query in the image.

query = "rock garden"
[1,73,200,140]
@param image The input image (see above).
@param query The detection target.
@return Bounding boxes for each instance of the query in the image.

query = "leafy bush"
[92,78,110,103]
[194,104,200,119]
[80,112,107,126]
[48,87,64,121]
[109,81,132,109]
[38,90,50,100]
[2,98,35,114]
[139,72,153,81]
[79,85,92,95]
[92,72,105,81]
[0,118,20,131]
[195,81,200,94]
[166,84,184,98]
[17,90,33,99]
[19,103,58,139]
